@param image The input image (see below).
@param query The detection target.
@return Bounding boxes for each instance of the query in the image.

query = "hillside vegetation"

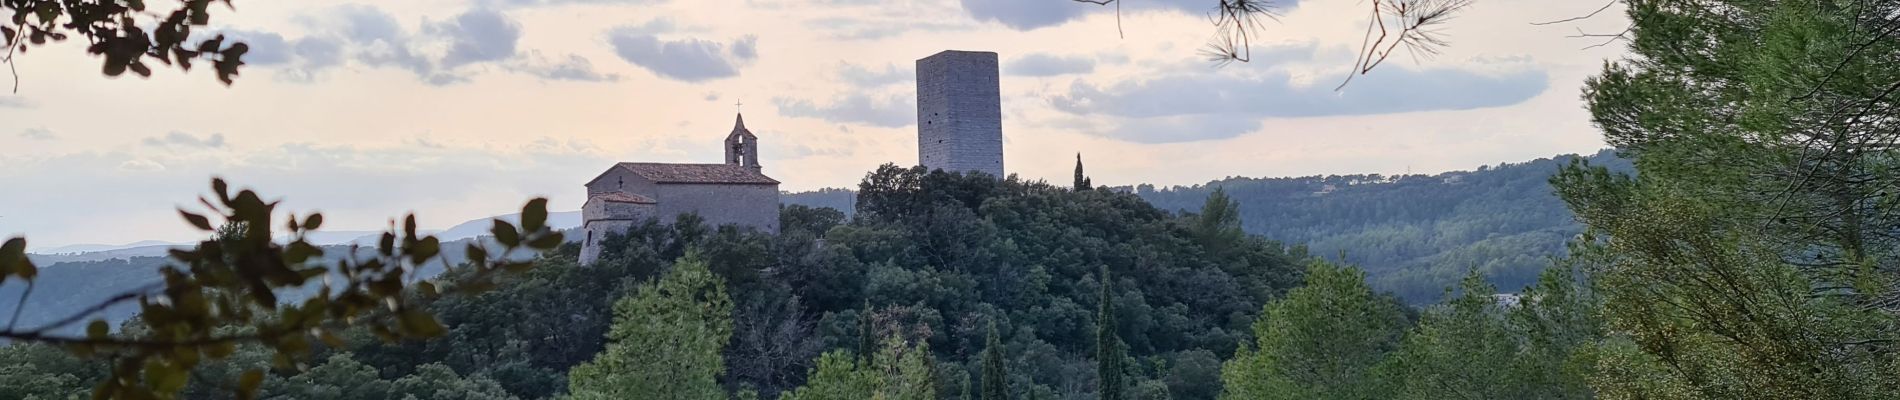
[1136,150,1628,302]
[3,164,1312,399]
[788,150,1630,303]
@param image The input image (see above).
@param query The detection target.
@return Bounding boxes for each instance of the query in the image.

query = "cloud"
[787,0,976,40]
[477,0,669,7]
[959,0,1249,30]
[509,52,622,82]
[774,93,915,128]
[607,23,759,82]
[0,95,33,108]
[1005,53,1096,76]
[804,16,975,40]
[611,18,680,35]
[284,37,347,75]
[19,127,55,140]
[118,159,166,172]
[1050,66,1548,143]
[215,29,347,82]
[837,62,911,87]
[236,6,554,84]
[437,9,522,67]
[730,35,759,60]
[279,5,447,82]
[222,30,292,65]
[1108,115,1268,143]
[143,132,227,148]
[348,11,454,82]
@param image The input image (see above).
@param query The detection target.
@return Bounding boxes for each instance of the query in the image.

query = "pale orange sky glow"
[0,0,1631,248]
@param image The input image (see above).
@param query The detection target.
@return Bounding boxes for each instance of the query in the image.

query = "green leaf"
[14,258,34,280]
[179,210,214,230]
[304,213,323,231]
[0,237,24,276]
[33,3,56,24]
[206,342,236,359]
[151,360,189,392]
[528,231,564,250]
[521,198,549,232]
[399,309,446,337]
[237,369,264,400]
[212,178,230,203]
[0,237,28,279]
[492,220,520,247]
[87,320,110,339]
[410,237,440,265]
[285,241,316,264]
[102,58,124,76]
[318,330,345,347]
[378,233,396,257]
[464,245,487,264]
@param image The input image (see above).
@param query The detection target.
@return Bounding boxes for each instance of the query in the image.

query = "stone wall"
[655,183,781,234]
[916,50,1004,177]
[580,171,781,265]
[586,167,657,198]
[579,196,656,265]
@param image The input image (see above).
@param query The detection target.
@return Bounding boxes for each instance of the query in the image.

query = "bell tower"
[725,113,760,170]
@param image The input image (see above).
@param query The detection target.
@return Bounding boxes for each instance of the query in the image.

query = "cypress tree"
[1096,266,1123,400]
[981,321,1010,400]
[1074,153,1092,191]
[857,303,877,365]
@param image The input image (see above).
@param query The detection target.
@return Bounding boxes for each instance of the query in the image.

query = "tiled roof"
[615,162,780,185]
[591,192,657,204]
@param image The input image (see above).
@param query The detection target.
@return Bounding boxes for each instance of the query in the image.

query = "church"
[578,114,781,265]
[579,49,1004,266]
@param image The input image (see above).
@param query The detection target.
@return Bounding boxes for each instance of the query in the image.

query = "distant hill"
[5,211,584,335]
[0,234,529,336]
[1133,150,1629,302]
[784,150,1630,303]
[30,240,189,255]
[780,187,855,213]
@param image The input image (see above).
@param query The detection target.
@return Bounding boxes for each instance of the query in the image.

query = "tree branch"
[1530,0,1619,26]
[6,279,33,330]
[8,282,164,334]
[1070,0,1124,39]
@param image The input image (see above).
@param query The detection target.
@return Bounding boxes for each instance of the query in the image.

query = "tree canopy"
[0,179,563,398]
[0,0,253,87]
[567,251,734,399]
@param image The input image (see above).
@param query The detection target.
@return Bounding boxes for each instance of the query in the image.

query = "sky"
[0,0,1632,250]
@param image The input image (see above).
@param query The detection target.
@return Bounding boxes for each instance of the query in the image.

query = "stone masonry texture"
[916,50,1004,177]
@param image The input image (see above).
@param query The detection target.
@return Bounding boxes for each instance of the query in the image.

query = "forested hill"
[1134,149,1628,302]
[787,149,1630,303]
[1,164,1314,400]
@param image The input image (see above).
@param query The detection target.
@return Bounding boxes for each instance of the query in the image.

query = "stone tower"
[916,50,1004,177]
[725,113,760,170]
